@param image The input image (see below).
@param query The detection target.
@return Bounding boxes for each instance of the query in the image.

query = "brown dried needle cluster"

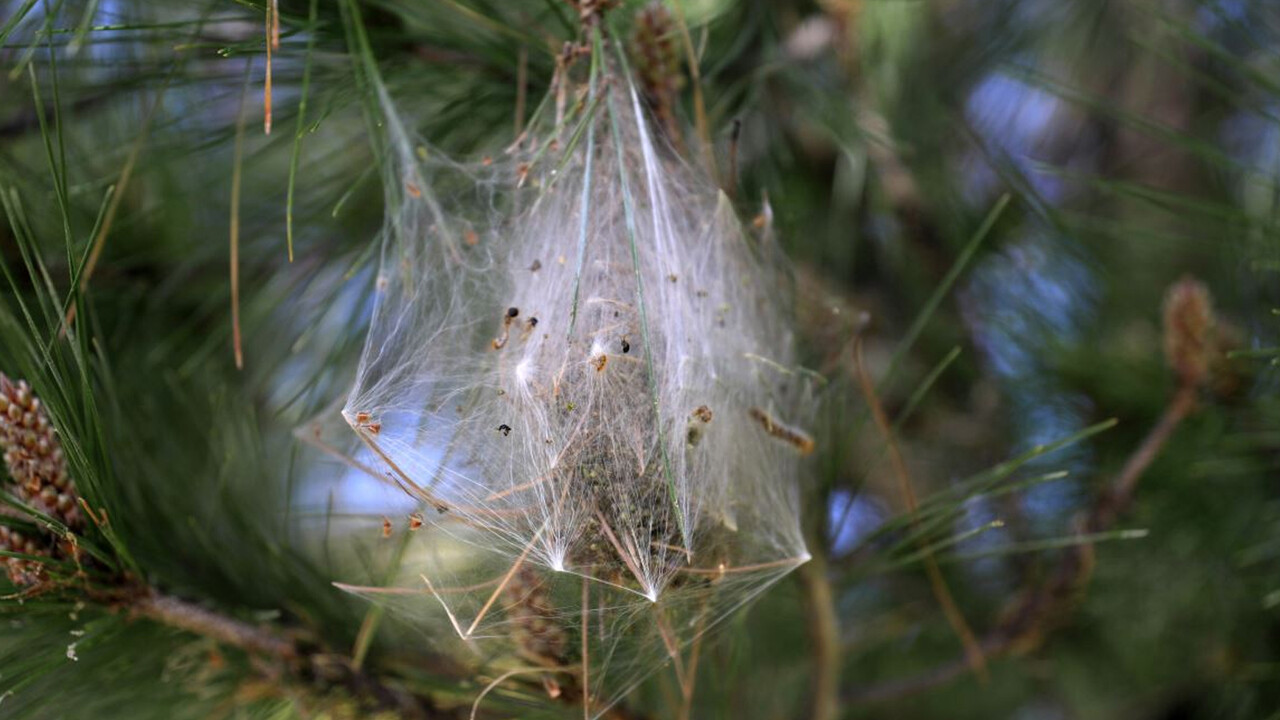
[0,374,83,586]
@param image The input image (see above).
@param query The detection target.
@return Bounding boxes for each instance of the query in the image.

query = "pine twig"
[132,592,296,660]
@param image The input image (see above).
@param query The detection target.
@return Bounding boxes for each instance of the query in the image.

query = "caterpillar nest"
[335,44,813,714]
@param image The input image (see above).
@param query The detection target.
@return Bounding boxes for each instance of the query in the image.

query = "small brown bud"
[1162,276,1214,388]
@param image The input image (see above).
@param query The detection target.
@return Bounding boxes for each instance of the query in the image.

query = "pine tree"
[1,1,1278,719]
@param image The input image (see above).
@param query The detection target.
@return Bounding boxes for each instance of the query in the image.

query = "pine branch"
[131,593,296,660]
[845,277,1222,705]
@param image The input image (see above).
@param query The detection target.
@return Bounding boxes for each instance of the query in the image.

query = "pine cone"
[0,524,48,586]
[0,374,84,586]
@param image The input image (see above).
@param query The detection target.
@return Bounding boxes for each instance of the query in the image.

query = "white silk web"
[333,44,814,714]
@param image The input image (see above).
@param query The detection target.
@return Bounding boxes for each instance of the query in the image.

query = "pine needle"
[229,58,252,371]
[263,0,277,135]
[286,0,319,262]
[882,194,1010,391]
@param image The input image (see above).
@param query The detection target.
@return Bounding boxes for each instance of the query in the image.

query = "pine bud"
[1162,276,1214,389]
